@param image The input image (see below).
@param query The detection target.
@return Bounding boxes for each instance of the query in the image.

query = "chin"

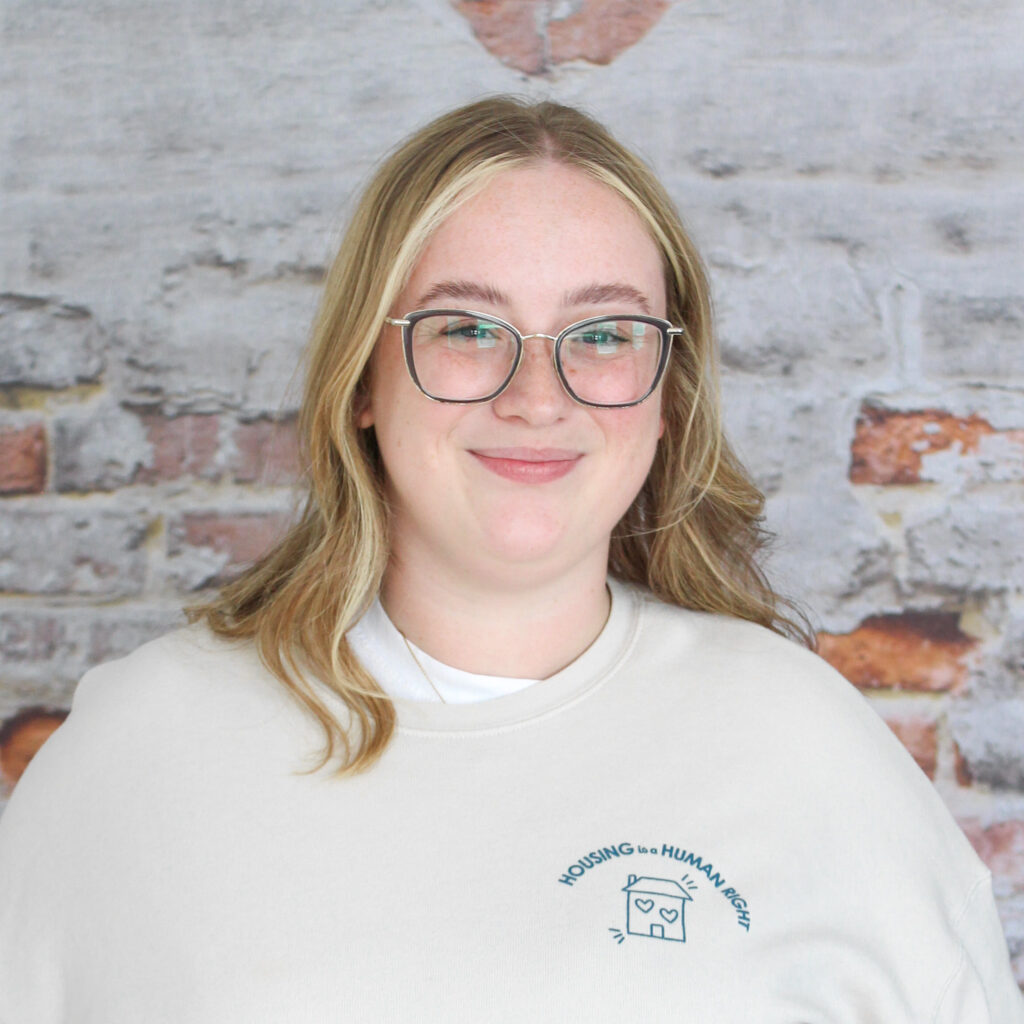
[475,513,595,572]
[482,526,565,563]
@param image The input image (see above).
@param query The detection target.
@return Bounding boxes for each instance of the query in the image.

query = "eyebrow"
[563,283,652,314]
[415,280,510,309]
[413,279,653,315]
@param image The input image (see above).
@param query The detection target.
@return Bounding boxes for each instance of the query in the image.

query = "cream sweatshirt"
[0,583,1021,1022]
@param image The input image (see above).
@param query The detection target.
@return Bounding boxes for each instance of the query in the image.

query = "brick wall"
[2,0,1022,982]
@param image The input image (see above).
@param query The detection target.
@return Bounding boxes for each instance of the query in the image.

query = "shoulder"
[0,626,304,1019]
[629,586,852,711]
[4,625,317,814]
[68,624,280,725]
[632,587,873,719]
[631,589,903,771]
[628,587,986,863]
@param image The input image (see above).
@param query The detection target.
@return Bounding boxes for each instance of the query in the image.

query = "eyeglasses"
[385,309,682,408]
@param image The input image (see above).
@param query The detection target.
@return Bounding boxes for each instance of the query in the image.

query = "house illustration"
[621,875,693,943]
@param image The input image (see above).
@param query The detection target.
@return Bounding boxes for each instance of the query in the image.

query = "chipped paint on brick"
[817,613,977,692]
[850,405,1024,485]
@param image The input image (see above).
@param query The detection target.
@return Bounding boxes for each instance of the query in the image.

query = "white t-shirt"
[0,582,1021,1022]
[346,593,542,702]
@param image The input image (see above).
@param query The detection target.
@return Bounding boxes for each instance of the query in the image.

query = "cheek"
[369,387,472,486]
[618,402,665,454]
[594,404,663,496]
[632,407,665,488]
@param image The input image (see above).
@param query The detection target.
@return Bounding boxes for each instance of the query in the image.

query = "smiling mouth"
[469,448,583,483]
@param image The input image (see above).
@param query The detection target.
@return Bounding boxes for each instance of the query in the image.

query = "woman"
[0,98,1020,1022]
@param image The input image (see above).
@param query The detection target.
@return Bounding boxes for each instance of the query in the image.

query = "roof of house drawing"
[621,875,694,901]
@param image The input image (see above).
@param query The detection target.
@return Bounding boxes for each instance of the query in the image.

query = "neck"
[380,556,611,679]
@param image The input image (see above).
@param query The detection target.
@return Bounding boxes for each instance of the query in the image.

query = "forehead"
[402,162,666,315]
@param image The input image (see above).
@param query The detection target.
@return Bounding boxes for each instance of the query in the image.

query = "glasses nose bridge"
[517,329,560,359]
[514,330,561,378]
[520,331,561,372]
[501,328,569,405]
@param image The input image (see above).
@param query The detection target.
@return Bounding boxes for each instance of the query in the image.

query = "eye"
[440,318,502,350]
[573,324,630,354]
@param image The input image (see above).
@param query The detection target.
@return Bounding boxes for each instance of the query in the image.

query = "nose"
[490,334,572,424]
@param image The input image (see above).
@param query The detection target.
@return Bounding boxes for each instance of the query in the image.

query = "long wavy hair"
[189,96,810,774]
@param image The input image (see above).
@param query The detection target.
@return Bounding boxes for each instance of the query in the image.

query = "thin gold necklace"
[400,633,448,704]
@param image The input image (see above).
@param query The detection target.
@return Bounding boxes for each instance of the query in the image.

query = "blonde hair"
[190,97,809,774]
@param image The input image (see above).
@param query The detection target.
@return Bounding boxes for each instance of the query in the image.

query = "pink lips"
[469,447,582,483]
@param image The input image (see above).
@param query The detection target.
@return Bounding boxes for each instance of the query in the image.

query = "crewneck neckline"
[348,597,542,704]
[348,579,643,734]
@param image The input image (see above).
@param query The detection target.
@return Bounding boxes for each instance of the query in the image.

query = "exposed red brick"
[453,0,546,74]
[548,0,669,66]
[0,707,68,789]
[817,612,976,692]
[453,0,669,74]
[135,413,219,483]
[178,511,290,584]
[959,819,1024,892]
[231,418,300,485]
[849,405,1024,485]
[0,423,46,494]
[884,717,938,779]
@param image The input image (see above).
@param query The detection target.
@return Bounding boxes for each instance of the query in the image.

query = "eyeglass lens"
[408,314,663,406]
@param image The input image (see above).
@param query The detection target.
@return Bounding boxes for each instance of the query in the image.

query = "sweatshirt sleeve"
[934,872,1024,1023]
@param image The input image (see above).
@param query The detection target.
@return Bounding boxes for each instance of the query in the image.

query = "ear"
[354,389,374,429]
[353,356,376,429]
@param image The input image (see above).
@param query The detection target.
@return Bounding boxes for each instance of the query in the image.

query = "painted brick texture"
[850,406,1024,486]
[2,0,1022,985]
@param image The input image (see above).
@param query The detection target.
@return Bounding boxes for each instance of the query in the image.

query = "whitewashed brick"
[0,511,147,597]
[923,296,1024,382]
[54,402,150,492]
[952,699,1024,791]
[906,497,1024,593]
[0,295,105,388]
[120,265,316,415]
